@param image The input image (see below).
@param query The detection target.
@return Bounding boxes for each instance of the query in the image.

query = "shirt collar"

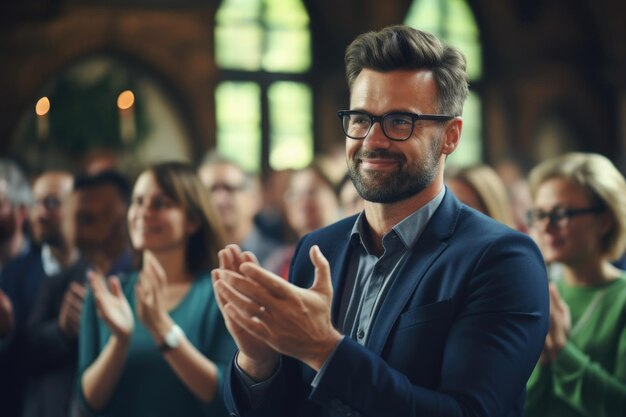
[350,187,446,254]
[41,244,61,276]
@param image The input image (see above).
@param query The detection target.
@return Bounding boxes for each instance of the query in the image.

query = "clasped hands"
[539,283,571,366]
[88,254,173,345]
[211,244,342,381]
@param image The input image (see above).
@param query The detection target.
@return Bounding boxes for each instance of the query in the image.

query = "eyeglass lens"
[343,113,414,140]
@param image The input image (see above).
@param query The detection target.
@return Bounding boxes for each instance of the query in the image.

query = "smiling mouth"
[360,158,400,170]
[357,149,403,163]
[135,226,161,234]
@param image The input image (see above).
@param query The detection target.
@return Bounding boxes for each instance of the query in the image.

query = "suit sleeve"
[24,274,76,373]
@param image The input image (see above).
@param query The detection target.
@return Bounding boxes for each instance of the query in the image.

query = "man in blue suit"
[213,25,549,417]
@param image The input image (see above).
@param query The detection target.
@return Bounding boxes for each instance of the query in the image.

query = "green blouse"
[525,274,626,417]
[78,271,237,417]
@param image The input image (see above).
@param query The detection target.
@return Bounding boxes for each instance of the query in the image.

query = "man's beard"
[347,135,442,204]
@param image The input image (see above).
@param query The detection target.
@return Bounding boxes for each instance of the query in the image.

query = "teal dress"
[78,271,237,417]
[525,274,626,417]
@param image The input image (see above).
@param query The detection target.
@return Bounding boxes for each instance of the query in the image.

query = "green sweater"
[78,271,237,417]
[525,275,626,417]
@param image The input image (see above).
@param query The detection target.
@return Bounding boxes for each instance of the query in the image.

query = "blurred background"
[1,0,625,179]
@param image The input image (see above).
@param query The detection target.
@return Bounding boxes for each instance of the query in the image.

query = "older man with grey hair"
[0,158,32,417]
[0,158,32,271]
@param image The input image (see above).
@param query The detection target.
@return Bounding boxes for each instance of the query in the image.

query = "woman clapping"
[78,162,235,417]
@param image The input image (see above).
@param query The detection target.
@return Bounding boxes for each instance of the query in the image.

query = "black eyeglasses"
[527,206,604,228]
[33,196,62,211]
[337,110,454,142]
[209,183,247,194]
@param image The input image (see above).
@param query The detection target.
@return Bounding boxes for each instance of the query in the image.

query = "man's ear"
[441,118,463,156]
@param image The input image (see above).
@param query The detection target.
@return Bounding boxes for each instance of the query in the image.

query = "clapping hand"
[212,244,280,380]
[88,270,134,342]
[213,244,341,375]
[135,253,172,340]
[540,283,571,365]
[58,282,87,338]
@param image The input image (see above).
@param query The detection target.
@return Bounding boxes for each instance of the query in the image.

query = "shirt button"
[357,329,365,340]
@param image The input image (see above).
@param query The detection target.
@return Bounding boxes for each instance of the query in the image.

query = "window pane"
[445,0,481,79]
[405,0,482,165]
[263,28,311,72]
[263,0,311,72]
[404,0,482,80]
[448,91,482,167]
[268,81,313,170]
[215,82,261,171]
[215,0,263,70]
[216,0,310,73]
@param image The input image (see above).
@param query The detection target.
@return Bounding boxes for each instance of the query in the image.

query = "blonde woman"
[445,164,516,228]
[525,153,626,417]
[78,162,236,416]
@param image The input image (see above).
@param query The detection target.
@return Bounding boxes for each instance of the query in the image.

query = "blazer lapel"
[328,228,354,325]
[366,192,461,356]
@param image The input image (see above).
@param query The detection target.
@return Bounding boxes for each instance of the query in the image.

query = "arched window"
[405,0,483,166]
[214,0,313,173]
[11,55,192,176]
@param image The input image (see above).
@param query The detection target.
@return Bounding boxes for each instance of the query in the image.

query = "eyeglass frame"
[337,110,455,142]
[527,206,605,228]
[32,196,62,211]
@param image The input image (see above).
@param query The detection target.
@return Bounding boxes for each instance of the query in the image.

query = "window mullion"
[260,81,271,175]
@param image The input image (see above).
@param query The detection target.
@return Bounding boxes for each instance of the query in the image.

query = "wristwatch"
[159,323,185,353]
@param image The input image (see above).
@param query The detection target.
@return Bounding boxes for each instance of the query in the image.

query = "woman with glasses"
[78,162,236,417]
[525,152,626,417]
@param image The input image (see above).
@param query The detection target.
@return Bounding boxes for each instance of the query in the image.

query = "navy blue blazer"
[224,191,549,417]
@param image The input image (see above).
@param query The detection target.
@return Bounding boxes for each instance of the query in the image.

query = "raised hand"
[135,253,172,339]
[216,245,342,373]
[58,282,87,338]
[540,283,571,365]
[0,289,13,338]
[212,244,279,381]
[88,270,134,341]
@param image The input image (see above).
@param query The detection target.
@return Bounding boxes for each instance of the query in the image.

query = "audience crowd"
[1,27,625,417]
[2,148,625,416]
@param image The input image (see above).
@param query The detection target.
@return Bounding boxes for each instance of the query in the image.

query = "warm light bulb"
[117,90,135,110]
[35,97,50,116]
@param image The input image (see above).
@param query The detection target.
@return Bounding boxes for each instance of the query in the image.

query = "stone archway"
[1,5,220,164]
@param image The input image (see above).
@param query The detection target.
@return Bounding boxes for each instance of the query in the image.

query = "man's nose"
[363,122,391,149]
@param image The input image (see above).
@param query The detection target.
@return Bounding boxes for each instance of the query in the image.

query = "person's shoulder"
[3,245,41,270]
[304,214,358,244]
[290,215,357,267]
[1,246,43,286]
[447,205,543,265]
[456,204,529,241]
